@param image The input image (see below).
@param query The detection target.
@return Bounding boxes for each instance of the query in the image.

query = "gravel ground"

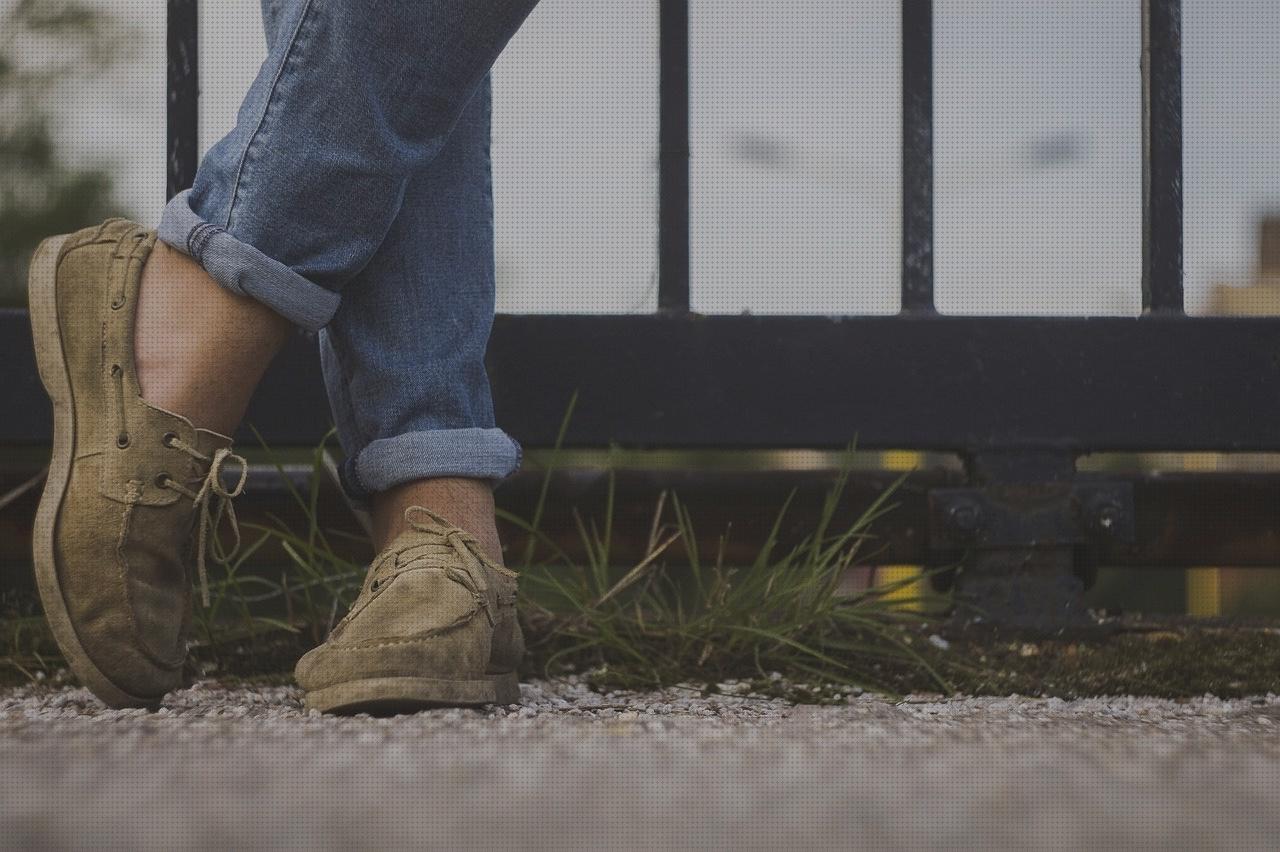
[3,679,1280,851]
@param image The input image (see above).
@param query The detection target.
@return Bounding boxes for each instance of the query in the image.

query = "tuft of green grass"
[497,396,953,697]
[1,401,954,699]
[508,454,951,697]
[182,427,368,676]
[185,398,952,699]
[8,400,1280,700]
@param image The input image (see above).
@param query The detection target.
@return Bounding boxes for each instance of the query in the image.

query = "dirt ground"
[2,679,1279,851]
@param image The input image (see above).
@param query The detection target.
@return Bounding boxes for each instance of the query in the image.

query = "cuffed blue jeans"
[156,0,539,507]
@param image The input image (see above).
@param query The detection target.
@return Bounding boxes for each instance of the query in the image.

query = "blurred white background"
[27,0,1280,316]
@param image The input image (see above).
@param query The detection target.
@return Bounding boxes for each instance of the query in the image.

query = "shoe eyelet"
[110,296,125,310]
[370,579,381,592]
[161,432,178,448]
[115,432,130,449]
[110,364,122,377]
[154,473,171,488]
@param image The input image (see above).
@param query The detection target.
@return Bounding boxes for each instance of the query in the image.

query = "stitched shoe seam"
[331,628,484,651]
[92,229,188,672]
[113,481,187,670]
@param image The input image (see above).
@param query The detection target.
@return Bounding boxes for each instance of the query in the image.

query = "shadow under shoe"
[296,506,524,714]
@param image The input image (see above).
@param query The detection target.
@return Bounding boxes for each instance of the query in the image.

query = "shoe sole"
[304,672,521,715]
[28,234,158,710]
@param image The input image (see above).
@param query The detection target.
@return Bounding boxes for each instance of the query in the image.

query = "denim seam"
[225,0,315,229]
[185,222,224,264]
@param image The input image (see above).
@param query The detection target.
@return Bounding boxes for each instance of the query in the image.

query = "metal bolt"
[1091,499,1124,536]
[947,500,983,537]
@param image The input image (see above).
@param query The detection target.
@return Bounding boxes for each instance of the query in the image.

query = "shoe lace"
[159,435,248,607]
[356,507,499,625]
[400,505,495,568]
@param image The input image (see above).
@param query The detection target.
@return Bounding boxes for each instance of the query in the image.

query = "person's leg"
[134,242,292,437]
[31,0,538,709]
[168,0,529,712]
[232,0,512,564]
[134,0,301,436]
[142,0,538,437]
[133,0,289,435]
[319,75,512,566]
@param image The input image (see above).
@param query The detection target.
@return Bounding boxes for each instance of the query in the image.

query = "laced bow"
[359,506,497,607]
[365,506,487,581]
[407,505,492,557]
[160,437,248,606]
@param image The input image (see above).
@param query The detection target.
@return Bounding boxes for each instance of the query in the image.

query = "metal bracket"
[928,481,1135,551]
[927,451,1135,634]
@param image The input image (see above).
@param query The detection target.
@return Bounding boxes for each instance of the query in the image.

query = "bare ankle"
[135,240,292,434]
[372,478,505,567]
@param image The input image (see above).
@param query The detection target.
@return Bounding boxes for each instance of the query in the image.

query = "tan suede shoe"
[296,506,523,713]
[28,219,247,708]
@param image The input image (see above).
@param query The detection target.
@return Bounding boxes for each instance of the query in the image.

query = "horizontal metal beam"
[492,468,1280,569]
[487,313,1280,453]
[4,466,1279,573]
[4,311,1280,452]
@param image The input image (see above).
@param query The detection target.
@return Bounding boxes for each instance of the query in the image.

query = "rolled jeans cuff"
[337,427,524,508]
[157,189,341,331]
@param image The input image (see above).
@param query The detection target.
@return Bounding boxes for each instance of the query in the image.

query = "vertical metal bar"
[658,0,691,312]
[1141,0,1184,313]
[901,0,935,313]
[167,0,199,201]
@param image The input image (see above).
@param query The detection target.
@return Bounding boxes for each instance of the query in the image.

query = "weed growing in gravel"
[184,429,368,676]
[509,436,950,696]
[2,406,952,698]
[0,594,62,687]
[205,400,953,698]
[514,471,952,696]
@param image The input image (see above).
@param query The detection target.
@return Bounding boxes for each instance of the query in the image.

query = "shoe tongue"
[368,525,466,587]
[404,506,488,549]
[390,526,460,560]
[383,507,488,565]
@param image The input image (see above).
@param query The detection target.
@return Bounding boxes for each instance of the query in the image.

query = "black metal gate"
[4,0,1280,630]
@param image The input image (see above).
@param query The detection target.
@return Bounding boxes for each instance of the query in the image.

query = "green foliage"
[496,398,949,696]
[185,429,368,676]
[510,437,950,695]
[194,400,951,699]
[0,0,134,305]
[514,472,952,696]
[1,404,952,698]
